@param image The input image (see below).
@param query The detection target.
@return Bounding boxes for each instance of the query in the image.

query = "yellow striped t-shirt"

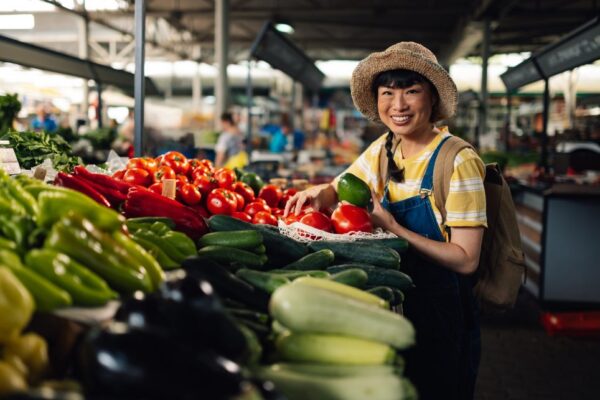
[334,129,487,241]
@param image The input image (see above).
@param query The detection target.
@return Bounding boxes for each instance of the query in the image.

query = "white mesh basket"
[277,219,398,243]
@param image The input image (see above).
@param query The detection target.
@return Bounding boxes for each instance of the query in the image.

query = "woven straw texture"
[350,41,457,122]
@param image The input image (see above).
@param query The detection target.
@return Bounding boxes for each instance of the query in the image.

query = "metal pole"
[77,2,89,122]
[214,0,229,131]
[541,78,550,170]
[290,80,296,131]
[505,92,512,152]
[96,81,103,128]
[134,0,146,157]
[246,59,253,155]
[478,18,491,150]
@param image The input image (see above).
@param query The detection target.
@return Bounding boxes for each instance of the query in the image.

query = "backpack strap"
[432,136,474,224]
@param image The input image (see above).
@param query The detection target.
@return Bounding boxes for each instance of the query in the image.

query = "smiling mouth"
[390,115,411,123]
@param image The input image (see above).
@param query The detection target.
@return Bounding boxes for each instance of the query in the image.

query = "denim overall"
[381,136,481,400]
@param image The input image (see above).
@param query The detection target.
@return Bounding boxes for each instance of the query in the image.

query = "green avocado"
[337,173,371,207]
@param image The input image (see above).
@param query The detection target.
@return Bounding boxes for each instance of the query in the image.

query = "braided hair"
[372,69,439,183]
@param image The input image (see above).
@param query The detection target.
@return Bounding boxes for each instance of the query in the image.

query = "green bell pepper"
[133,230,187,264]
[0,169,39,217]
[0,215,34,254]
[131,234,180,270]
[44,216,153,294]
[0,237,18,253]
[25,249,116,307]
[0,266,34,342]
[0,249,72,312]
[113,231,165,291]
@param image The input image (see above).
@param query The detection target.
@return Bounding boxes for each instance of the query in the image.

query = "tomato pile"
[112,151,296,226]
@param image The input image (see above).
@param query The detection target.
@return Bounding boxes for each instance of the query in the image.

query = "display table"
[512,183,600,310]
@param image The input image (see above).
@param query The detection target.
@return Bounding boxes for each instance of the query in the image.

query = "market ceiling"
[3,0,599,65]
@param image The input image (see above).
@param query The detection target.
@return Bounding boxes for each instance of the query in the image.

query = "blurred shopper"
[269,123,289,153]
[285,42,486,400]
[31,104,57,133]
[215,112,245,168]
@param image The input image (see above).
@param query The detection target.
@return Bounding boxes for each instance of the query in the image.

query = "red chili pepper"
[74,174,127,209]
[54,172,112,208]
[123,187,208,240]
[73,165,134,194]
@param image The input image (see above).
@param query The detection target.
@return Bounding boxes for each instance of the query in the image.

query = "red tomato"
[191,165,213,181]
[148,182,163,195]
[143,157,158,172]
[123,168,152,187]
[244,201,271,217]
[194,175,219,197]
[253,211,277,226]
[188,159,202,170]
[253,197,268,206]
[154,166,176,182]
[112,169,125,180]
[283,213,302,225]
[232,182,255,204]
[214,168,237,189]
[198,159,214,171]
[233,192,245,211]
[272,208,285,218]
[127,157,148,171]
[206,188,237,215]
[176,175,189,185]
[279,188,298,208]
[231,211,252,223]
[300,211,333,232]
[258,184,283,208]
[179,183,202,206]
[160,151,190,175]
[331,204,373,234]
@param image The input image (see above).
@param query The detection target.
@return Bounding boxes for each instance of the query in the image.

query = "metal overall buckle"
[419,188,432,199]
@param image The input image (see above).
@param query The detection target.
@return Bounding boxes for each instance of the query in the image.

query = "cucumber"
[270,283,415,349]
[327,264,414,292]
[366,286,395,303]
[276,332,394,365]
[208,215,308,262]
[282,249,335,271]
[268,363,400,378]
[236,323,263,365]
[252,244,266,254]
[355,237,409,254]
[391,288,405,305]
[269,270,331,279]
[328,268,368,288]
[235,268,290,293]
[293,276,387,309]
[199,230,263,250]
[197,245,265,268]
[308,241,400,270]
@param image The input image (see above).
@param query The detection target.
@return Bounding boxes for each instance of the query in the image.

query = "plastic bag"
[278,219,397,243]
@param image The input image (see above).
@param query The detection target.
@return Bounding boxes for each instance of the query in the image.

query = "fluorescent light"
[0,14,35,30]
[275,22,294,34]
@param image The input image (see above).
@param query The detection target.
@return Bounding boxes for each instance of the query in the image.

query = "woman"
[284,42,486,400]
[214,112,244,168]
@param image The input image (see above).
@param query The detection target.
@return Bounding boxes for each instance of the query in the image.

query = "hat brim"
[351,48,457,122]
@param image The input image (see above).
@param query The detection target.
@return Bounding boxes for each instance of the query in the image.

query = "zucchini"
[199,230,263,250]
[327,264,414,292]
[268,363,400,378]
[197,245,265,268]
[355,237,409,254]
[366,286,395,303]
[294,276,387,309]
[308,241,400,270]
[256,367,409,400]
[236,323,263,365]
[235,268,290,294]
[270,283,414,348]
[276,332,394,365]
[272,320,290,336]
[328,268,368,288]
[269,270,330,279]
[282,249,335,270]
[182,257,269,311]
[208,215,308,262]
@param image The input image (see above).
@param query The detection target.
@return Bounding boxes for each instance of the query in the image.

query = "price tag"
[162,179,177,199]
[33,167,47,181]
[0,146,21,175]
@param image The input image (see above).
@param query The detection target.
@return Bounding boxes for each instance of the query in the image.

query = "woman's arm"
[214,150,226,168]
[370,191,483,274]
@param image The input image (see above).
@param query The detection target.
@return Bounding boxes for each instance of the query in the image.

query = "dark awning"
[0,34,160,96]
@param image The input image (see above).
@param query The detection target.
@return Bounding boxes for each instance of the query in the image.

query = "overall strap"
[419,135,452,196]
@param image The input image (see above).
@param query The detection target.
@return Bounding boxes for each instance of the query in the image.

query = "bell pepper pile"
[0,170,166,314]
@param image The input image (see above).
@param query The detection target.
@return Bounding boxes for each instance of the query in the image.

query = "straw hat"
[350,42,457,122]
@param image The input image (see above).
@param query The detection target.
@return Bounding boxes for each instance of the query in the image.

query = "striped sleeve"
[333,134,387,196]
[444,148,487,228]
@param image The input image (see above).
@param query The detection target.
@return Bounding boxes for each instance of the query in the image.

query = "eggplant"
[78,323,244,399]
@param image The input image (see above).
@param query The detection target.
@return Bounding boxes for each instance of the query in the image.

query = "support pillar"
[77,3,89,120]
[214,0,230,130]
[478,18,491,149]
[541,79,550,170]
[133,0,146,157]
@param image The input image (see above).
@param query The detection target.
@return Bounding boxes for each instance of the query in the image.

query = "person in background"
[31,104,58,133]
[284,42,486,400]
[215,112,243,168]
[269,123,289,153]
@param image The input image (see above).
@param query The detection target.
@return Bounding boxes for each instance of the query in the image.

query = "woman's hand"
[283,183,337,216]
[370,190,398,232]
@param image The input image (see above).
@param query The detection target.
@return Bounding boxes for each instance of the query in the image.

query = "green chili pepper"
[0,249,72,311]
[37,190,125,232]
[150,221,172,236]
[0,191,26,216]
[0,170,39,217]
[44,216,152,294]
[133,230,187,263]
[162,230,197,258]
[113,232,165,292]
[0,215,34,253]
[131,234,180,270]
[25,249,116,307]
[0,237,18,253]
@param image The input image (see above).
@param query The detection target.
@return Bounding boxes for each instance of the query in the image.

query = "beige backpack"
[379,135,526,310]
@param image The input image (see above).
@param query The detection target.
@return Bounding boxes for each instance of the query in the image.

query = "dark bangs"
[371,69,434,95]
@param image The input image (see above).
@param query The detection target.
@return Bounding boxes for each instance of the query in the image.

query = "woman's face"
[377,81,435,138]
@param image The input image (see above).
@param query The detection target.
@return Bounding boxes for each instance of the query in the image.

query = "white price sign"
[0,147,21,175]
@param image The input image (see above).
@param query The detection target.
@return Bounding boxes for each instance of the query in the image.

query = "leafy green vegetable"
[0,93,22,134]
[0,130,82,172]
